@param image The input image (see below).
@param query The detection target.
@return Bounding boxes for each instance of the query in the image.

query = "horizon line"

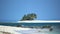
[18,20,60,23]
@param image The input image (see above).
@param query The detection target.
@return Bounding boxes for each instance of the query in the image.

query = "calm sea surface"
[0,22,60,26]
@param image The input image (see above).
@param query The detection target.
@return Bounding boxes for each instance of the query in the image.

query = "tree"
[20,13,37,21]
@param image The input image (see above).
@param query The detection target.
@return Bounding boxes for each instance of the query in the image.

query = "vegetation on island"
[20,13,37,21]
[17,13,37,27]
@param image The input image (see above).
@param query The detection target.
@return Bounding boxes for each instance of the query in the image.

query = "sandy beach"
[0,25,50,34]
[0,25,51,34]
[0,25,32,34]
[0,25,59,34]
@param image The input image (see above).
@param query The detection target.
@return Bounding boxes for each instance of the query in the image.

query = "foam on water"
[15,26,60,34]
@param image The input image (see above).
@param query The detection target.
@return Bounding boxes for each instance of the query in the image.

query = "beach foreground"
[0,25,32,34]
[0,25,59,34]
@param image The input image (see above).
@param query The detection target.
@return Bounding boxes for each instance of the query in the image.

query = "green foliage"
[20,13,37,21]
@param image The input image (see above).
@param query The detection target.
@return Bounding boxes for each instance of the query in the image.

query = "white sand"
[0,25,31,34]
[0,25,50,34]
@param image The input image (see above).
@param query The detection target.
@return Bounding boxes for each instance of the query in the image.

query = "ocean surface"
[0,22,60,34]
[0,22,60,26]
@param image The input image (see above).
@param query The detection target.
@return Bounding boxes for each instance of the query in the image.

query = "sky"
[0,0,60,22]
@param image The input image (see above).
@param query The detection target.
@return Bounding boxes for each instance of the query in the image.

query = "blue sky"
[0,0,60,22]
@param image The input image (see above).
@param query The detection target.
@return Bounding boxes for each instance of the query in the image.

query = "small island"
[20,13,37,21]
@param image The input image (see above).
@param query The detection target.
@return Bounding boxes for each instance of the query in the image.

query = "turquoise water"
[0,22,60,26]
[0,22,60,34]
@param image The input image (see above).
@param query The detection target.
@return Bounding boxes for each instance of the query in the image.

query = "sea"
[0,22,60,34]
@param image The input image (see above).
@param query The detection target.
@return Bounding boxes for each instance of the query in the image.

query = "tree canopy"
[20,13,37,21]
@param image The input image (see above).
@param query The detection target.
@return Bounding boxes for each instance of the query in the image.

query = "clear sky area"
[0,0,60,22]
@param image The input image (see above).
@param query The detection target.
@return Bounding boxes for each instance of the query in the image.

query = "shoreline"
[0,25,31,34]
[0,25,53,34]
